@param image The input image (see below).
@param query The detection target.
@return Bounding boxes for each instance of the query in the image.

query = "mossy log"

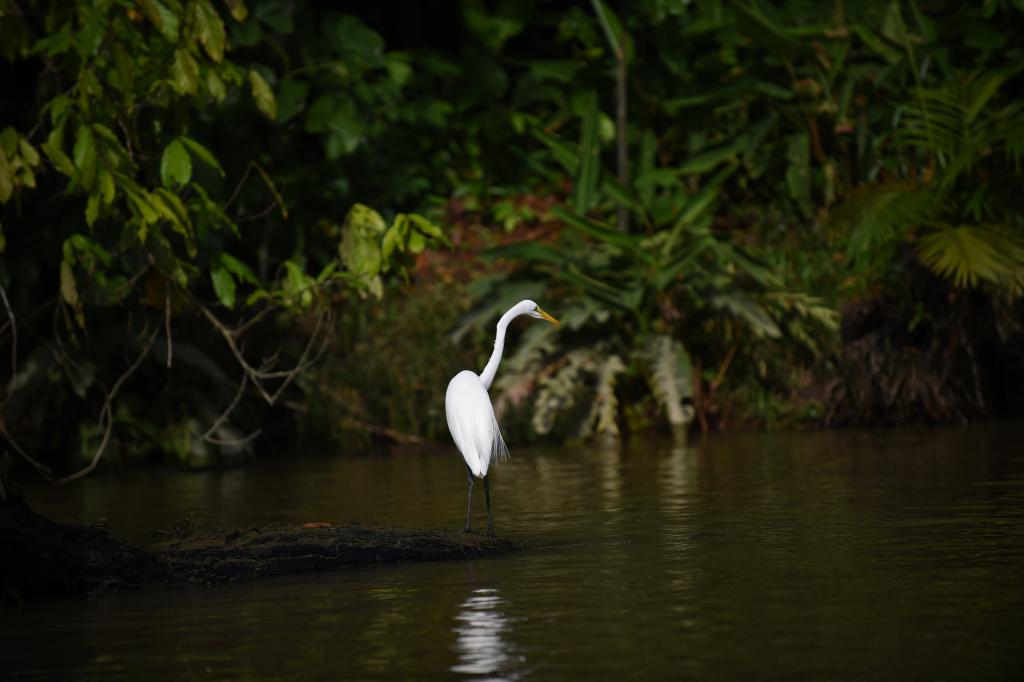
[0,490,521,601]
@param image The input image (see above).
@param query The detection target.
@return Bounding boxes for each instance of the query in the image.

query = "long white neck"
[479,306,522,390]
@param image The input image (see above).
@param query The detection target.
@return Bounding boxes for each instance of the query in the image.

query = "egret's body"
[445,299,559,535]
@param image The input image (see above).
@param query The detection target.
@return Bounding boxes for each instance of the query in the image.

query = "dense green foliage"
[2,0,1023,480]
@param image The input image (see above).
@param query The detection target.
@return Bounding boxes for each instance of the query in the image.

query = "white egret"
[446,299,560,535]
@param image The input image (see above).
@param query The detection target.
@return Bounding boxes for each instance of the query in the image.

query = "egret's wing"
[445,371,508,478]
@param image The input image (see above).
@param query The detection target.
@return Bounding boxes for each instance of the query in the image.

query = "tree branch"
[55,326,159,485]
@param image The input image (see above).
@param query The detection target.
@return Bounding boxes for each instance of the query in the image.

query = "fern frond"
[531,349,592,436]
[579,354,625,439]
[832,183,939,258]
[711,293,782,338]
[641,334,694,431]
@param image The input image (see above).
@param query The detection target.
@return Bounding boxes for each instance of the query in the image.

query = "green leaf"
[381,214,408,262]
[340,204,385,278]
[206,69,227,101]
[916,225,1024,294]
[161,139,192,188]
[139,0,179,42]
[180,136,225,176]
[171,48,199,95]
[0,128,17,157]
[43,123,74,176]
[0,151,13,203]
[85,193,100,226]
[73,124,96,190]
[275,78,309,123]
[223,0,248,22]
[408,213,451,246]
[712,293,782,338]
[249,70,277,120]
[194,0,226,62]
[532,128,579,172]
[59,260,78,305]
[211,266,236,308]
[732,1,807,60]
[219,253,260,285]
[552,206,651,264]
[575,91,601,214]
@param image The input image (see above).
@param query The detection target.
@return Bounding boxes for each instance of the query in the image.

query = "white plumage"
[445,370,508,478]
[445,299,559,534]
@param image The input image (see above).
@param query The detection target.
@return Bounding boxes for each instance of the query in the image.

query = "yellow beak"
[537,307,560,327]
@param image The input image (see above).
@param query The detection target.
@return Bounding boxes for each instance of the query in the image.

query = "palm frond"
[915,224,1024,297]
[832,183,939,259]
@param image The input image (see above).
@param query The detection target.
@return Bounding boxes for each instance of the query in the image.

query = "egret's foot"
[461,525,472,533]
[482,529,495,538]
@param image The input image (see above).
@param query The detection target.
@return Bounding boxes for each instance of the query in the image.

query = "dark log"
[157,524,520,583]
[0,489,522,601]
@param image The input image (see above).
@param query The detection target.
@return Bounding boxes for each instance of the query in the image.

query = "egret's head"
[522,300,560,326]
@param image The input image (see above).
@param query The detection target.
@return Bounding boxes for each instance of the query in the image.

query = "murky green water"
[3,426,1024,680]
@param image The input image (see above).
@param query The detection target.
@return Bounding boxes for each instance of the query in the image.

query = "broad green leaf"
[161,139,192,188]
[408,213,451,246]
[0,151,12,203]
[407,230,426,254]
[677,138,745,175]
[785,134,811,217]
[194,0,226,62]
[552,206,651,264]
[249,70,277,120]
[60,260,84,328]
[275,78,309,123]
[73,124,96,189]
[732,1,807,60]
[223,0,248,22]
[85,193,100,226]
[180,137,225,176]
[220,253,260,285]
[482,242,568,265]
[43,122,74,176]
[206,70,227,101]
[171,48,199,95]
[532,128,579,172]
[381,214,407,261]
[340,204,385,278]
[0,128,17,157]
[139,0,179,42]
[211,266,236,308]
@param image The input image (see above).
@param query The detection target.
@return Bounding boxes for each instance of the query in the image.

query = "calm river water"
[3,425,1024,680]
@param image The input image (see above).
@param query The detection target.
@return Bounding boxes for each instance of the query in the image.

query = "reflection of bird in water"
[446,300,559,536]
[451,588,518,679]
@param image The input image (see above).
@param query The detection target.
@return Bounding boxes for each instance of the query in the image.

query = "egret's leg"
[483,475,494,537]
[462,467,474,533]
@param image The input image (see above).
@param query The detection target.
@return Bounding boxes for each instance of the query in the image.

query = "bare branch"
[192,295,331,406]
[55,326,159,485]
[202,428,263,448]
[0,421,55,482]
[198,373,249,441]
